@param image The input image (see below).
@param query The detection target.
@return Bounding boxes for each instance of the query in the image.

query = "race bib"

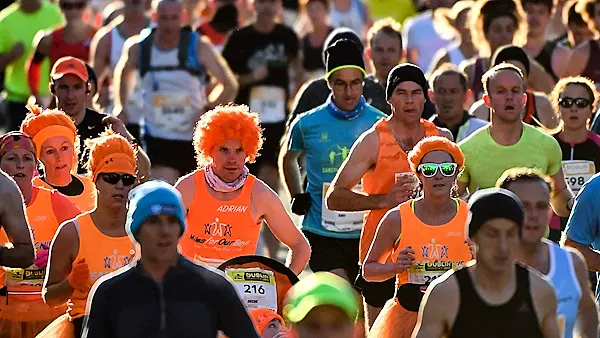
[152,93,195,133]
[5,267,45,289]
[407,261,462,285]
[249,86,286,124]
[562,160,595,194]
[322,182,365,232]
[225,267,277,312]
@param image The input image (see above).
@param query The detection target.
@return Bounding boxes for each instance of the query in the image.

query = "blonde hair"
[469,0,528,56]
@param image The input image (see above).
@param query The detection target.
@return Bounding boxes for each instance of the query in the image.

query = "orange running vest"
[33,175,96,213]
[179,170,260,267]
[360,118,439,262]
[393,199,472,288]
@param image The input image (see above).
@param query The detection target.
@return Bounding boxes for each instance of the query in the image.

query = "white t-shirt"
[402,11,454,71]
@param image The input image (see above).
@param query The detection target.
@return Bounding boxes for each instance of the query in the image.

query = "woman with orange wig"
[0,132,81,338]
[175,104,310,274]
[38,130,141,338]
[20,105,96,213]
[363,136,473,338]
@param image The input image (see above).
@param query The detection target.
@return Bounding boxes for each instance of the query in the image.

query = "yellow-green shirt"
[458,124,562,192]
[367,0,416,25]
[0,1,63,101]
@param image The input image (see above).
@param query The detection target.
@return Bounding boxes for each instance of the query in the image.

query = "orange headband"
[407,136,465,173]
[250,308,285,334]
[92,153,137,181]
[32,125,76,158]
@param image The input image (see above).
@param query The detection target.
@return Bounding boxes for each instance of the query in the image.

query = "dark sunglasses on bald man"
[100,173,136,186]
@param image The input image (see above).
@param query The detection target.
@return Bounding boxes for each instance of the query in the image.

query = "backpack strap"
[139,28,156,79]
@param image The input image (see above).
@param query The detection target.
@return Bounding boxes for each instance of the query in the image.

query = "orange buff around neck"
[92,153,137,181]
[32,125,76,158]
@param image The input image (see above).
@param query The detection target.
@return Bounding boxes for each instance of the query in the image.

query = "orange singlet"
[360,118,439,262]
[179,170,261,267]
[33,175,96,213]
[73,213,136,283]
[48,26,97,65]
[369,199,472,338]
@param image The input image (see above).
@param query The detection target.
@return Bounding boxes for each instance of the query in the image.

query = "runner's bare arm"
[530,272,561,338]
[326,130,384,211]
[197,36,238,108]
[550,44,572,79]
[549,169,573,217]
[0,172,34,268]
[569,249,599,337]
[529,59,555,94]
[254,181,310,275]
[26,31,52,98]
[89,27,112,92]
[43,221,79,307]
[175,172,197,211]
[279,145,305,198]
[363,208,401,282]
[113,37,141,124]
[563,41,590,77]
[412,272,459,338]
[535,94,560,130]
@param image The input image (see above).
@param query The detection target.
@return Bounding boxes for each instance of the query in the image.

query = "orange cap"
[249,308,285,334]
[51,57,89,82]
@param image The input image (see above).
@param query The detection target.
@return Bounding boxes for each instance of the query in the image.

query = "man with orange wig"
[363,136,472,338]
[39,130,140,338]
[0,132,81,338]
[175,104,311,274]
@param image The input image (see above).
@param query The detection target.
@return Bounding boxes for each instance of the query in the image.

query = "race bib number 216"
[225,267,278,312]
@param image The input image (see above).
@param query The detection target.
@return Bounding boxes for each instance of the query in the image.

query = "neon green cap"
[283,272,359,323]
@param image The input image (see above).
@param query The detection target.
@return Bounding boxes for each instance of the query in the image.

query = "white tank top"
[141,43,206,141]
[109,28,126,73]
[329,0,365,36]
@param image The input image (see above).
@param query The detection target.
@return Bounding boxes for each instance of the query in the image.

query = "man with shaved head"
[114,0,238,185]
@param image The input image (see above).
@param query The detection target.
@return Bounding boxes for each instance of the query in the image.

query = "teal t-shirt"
[288,102,385,239]
[458,124,562,192]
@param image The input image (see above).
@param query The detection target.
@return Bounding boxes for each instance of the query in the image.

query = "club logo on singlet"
[90,249,135,281]
[421,238,449,259]
[322,145,351,173]
[189,217,252,249]
[31,228,51,251]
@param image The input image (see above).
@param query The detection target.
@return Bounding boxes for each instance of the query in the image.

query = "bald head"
[156,0,183,34]
[156,0,183,12]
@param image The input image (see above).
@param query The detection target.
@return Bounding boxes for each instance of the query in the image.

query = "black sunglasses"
[558,97,591,109]
[59,1,86,10]
[100,173,136,186]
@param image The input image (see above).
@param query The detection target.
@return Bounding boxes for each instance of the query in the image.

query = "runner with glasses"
[364,136,473,338]
[548,77,600,242]
[39,130,140,338]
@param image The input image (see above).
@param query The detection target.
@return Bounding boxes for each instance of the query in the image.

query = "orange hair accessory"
[20,104,77,158]
[85,129,137,181]
[193,104,263,167]
[407,136,465,173]
[249,308,285,334]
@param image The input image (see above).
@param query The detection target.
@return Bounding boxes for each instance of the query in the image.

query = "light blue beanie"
[126,180,186,239]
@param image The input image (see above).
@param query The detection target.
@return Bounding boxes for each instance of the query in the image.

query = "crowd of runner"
[0,0,599,336]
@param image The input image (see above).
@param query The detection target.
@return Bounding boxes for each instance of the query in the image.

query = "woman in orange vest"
[363,136,473,338]
[38,130,139,338]
[0,132,81,338]
[20,105,96,213]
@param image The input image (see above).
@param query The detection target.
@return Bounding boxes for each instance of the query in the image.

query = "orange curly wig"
[193,104,263,166]
[20,104,78,158]
[85,129,137,181]
[408,136,465,173]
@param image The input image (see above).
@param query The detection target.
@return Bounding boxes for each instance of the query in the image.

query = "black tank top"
[534,41,558,82]
[582,40,600,83]
[449,265,543,338]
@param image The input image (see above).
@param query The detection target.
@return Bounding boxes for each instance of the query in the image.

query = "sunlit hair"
[469,0,528,56]
[429,63,470,92]
[482,62,524,95]
[496,167,554,194]
[434,0,475,35]
[407,136,465,174]
[366,17,402,48]
[577,0,600,32]
[84,128,138,178]
[550,76,599,114]
[20,104,80,165]
[193,104,263,167]
[563,0,587,27]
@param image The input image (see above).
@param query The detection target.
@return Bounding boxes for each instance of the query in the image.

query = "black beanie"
[325,39,366,80]
[491,45,531,76]
[386,63,430,101]
[322,28,363,65]
[468,188,525,238]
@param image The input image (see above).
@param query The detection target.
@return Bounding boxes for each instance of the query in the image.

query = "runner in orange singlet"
[175,105,310,274]
[362,136,472,338]
[0,132,81,338]
[39,130,139,338]
[27,0,97,106]
[326,64,452,329]
[20,105,97,213]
